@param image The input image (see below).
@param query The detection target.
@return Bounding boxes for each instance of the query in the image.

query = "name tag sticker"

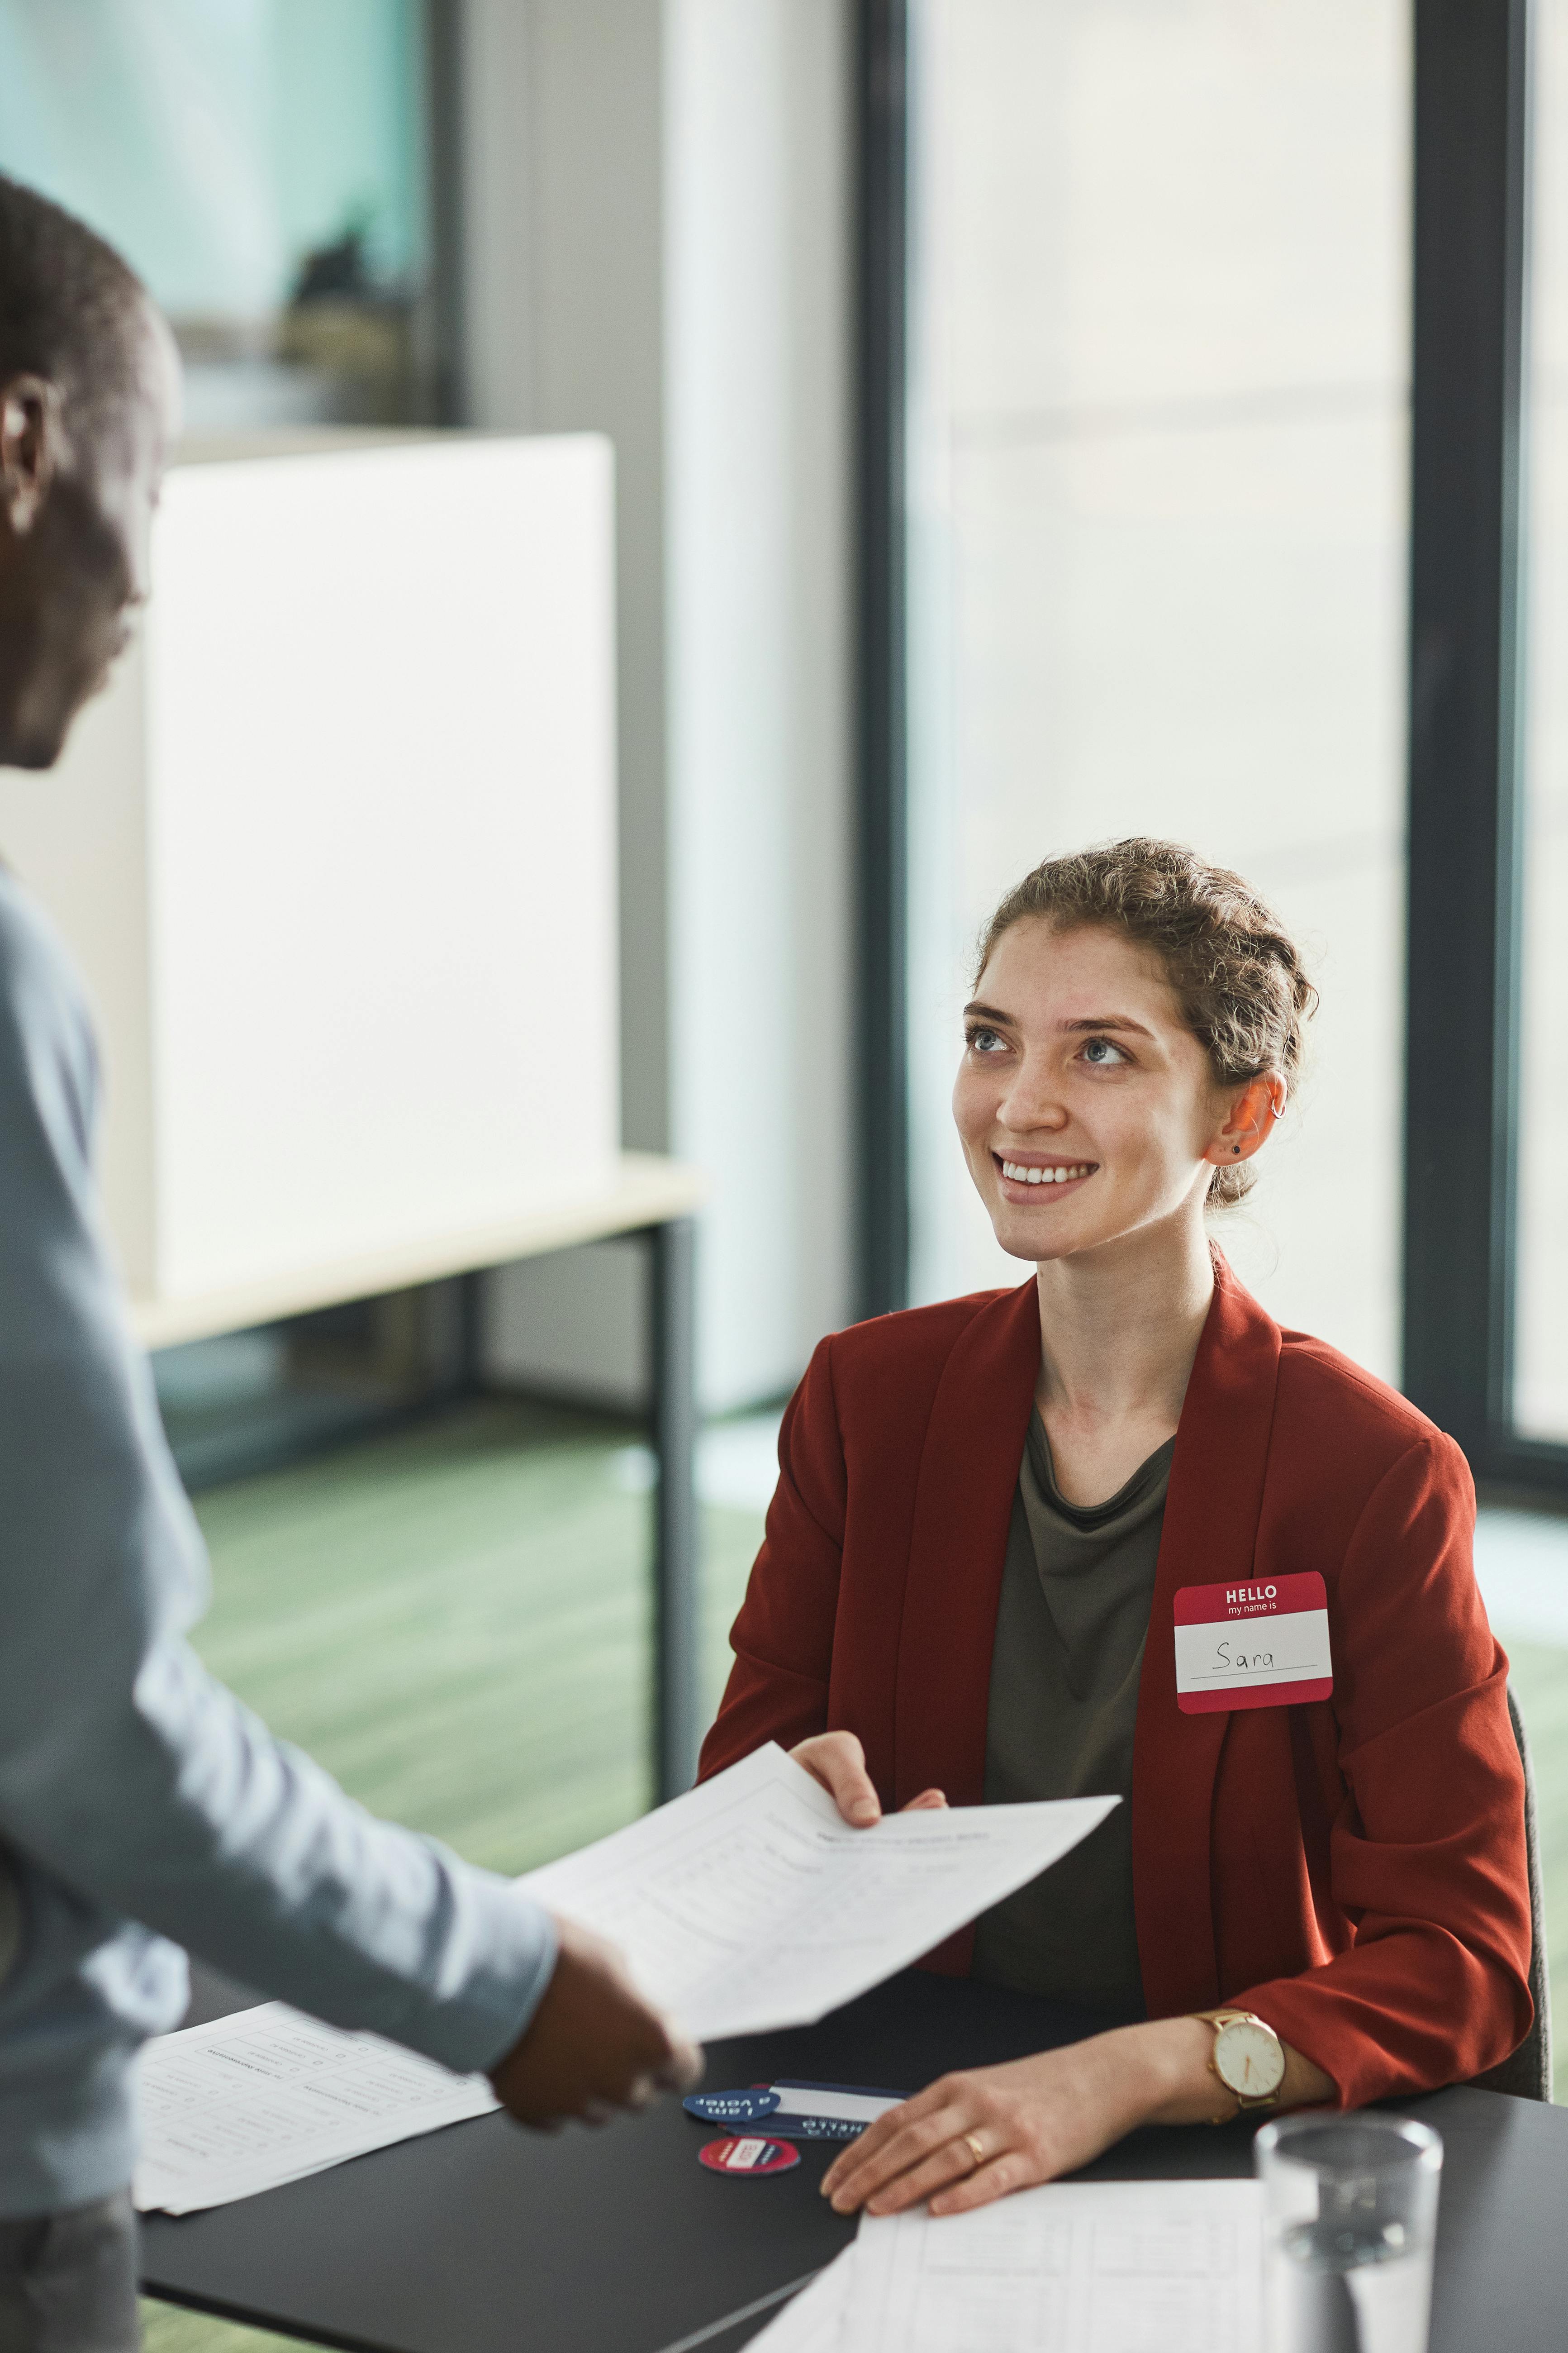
[764,2080,905,2140]
[1174,1572,1332,1714]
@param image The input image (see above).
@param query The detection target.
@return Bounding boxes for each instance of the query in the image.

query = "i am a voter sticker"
[698,2135,800,2177]
[1174,1572,1332,1714]
[684,2089,780,2127]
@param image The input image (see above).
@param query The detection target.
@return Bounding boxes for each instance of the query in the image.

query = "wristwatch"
[1202,2010,1286,2114]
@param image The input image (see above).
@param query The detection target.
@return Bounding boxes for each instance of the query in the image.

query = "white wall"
[146,437,619,1296]
[463,0,670,1155]
[0,433,620,1308]
[487,1235,648,1410]
[466,0,855,1413]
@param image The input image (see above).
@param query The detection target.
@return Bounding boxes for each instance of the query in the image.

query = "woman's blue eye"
[1081,1037,1127,1067]
[966,1026,1007,1053]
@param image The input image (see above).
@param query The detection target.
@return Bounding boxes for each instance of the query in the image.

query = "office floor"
[137,1422,1568,2353]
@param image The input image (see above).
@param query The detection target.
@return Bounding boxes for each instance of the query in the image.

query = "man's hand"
[790,1730,946,1826]
[488,1913,701,2129]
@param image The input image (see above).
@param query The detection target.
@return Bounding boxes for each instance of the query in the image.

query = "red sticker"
[1173,1572,1332,1714]
[698,2135,800,2177]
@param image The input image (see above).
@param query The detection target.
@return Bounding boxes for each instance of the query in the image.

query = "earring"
[1231,1145,1240,1155]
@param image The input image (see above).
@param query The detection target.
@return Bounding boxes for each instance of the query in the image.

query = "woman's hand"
[820,2016,1331,2218]
[790,1730,946,1826]
[819,2029,1176,2217]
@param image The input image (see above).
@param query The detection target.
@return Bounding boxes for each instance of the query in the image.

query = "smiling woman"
[965,839,1314,1208]
[699,836,1534,2219]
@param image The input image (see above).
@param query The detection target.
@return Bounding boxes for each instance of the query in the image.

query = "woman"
[698,839,1531,2220]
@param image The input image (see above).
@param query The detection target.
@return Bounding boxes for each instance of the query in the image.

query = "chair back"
[1469,1685,1553,2100]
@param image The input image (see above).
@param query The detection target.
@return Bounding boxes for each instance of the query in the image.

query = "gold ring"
[962,2132,985,2170]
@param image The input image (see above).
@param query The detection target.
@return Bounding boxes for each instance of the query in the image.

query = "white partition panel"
[0,431,619,1307]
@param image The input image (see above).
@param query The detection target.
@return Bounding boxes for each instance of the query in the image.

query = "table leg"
[455,1267,487,1393]
[650,1216,699,1799]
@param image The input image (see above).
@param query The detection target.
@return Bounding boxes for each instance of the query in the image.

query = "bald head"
[0,176,179,770]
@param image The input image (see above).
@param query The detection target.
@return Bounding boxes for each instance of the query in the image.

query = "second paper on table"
[519,1744,1116,2042]
[749,2179,1264,2353]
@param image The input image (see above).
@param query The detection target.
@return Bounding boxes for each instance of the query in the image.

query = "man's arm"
[0,881,696,2114]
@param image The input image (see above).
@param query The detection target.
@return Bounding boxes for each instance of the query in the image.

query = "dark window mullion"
[1405,0,1532,1473]
[855,0,912,1321]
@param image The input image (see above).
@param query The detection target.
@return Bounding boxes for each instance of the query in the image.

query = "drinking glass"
[1254,2112,1443,2353]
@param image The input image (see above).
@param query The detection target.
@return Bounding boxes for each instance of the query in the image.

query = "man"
[0,174,698,2353]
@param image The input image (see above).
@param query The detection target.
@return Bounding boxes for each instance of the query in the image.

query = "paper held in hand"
[135,1748,1113,2213]
[518,1742,1117,2043]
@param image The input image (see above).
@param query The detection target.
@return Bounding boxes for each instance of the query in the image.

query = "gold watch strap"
[1203,2010,1284,2115]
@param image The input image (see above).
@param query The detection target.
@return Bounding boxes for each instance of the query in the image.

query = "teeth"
[1000,1161,1092,1186]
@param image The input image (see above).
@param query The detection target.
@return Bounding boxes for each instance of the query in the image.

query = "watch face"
[1215,2019,1285,2100]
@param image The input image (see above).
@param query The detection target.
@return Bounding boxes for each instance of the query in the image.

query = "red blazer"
[699,1261,1532,2106]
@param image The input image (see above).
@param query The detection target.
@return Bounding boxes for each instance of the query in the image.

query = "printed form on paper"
[750,2178,1264,2353]
[135,1748,1112,2213]
[519,1743,1116,2042]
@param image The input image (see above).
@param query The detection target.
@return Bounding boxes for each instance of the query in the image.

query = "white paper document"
[520,1743,1117,2041]
[135,1748,1111,2215]
[133,2004,498,2216]
[748,2248,859,2353]
[843,2178,1264,2353]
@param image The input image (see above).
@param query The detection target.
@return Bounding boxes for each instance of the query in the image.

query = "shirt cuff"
[391,1878,560,2078]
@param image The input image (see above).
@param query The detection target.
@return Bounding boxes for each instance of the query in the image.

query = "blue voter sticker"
[698,2135,799,2177]
[683,2087,781,2127]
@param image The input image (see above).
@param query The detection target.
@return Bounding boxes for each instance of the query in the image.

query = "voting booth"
[0,430,620,1314]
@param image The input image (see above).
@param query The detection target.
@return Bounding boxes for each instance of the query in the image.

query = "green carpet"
[140,1398,764,2353]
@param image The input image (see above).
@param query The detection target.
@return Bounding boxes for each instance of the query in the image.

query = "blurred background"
[0,1,432,429]
[0,5,1565,2342]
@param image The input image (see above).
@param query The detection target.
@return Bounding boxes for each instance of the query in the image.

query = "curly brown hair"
[974,838,1317,1207]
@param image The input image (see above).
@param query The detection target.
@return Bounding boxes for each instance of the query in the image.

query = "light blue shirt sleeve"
[0,876,557,2078]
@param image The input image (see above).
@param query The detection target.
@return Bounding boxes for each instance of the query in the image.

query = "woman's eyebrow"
[1060,1015,1155,1038]
[962,1003,1158,1040]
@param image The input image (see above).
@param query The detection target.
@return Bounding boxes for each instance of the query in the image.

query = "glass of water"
[1254,2112,1444,2353]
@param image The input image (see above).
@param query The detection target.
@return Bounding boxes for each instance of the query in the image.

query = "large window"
[902,0,1410,1380]
[1520,0,1568,1444]
[0,0,435,432]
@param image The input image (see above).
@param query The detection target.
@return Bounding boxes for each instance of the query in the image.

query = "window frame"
[854,0,912,1322]
[1404,0,1568,1496]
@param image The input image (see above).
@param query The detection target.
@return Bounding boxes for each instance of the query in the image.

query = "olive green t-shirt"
[970,1413,1173,2020]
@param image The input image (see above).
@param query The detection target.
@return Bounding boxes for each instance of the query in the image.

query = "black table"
[142,1968,1568,2353]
